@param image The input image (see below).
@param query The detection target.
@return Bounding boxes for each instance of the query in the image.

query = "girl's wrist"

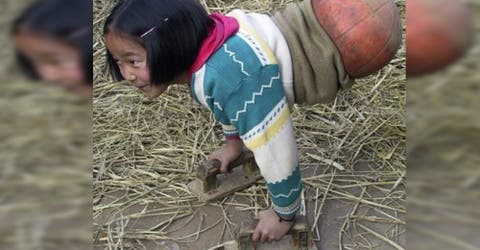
[225,135,241,140]
[274,210,296,223]
[226,137,243,149]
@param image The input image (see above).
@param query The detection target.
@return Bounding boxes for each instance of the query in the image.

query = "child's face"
[13,31,91,97]
[104,33,169,99]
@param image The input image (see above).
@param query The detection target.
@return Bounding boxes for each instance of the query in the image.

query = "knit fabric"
[190,15,302,218]
[228,10,295,108]
[272,0,354,104]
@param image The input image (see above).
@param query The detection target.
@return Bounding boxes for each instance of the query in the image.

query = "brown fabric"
[272,0,354,105]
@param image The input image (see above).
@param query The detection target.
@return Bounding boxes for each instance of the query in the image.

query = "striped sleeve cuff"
[268,164,303,218]
[271,192,302,218]
[222,124,240,140]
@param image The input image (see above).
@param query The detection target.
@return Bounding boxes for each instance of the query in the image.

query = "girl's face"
[104,33,169,99]
[13,31,92,97]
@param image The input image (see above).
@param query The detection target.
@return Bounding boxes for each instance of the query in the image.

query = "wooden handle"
[197,151,254,180]
[238,216,310,249]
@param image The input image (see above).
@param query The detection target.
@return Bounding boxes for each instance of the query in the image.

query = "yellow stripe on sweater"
[229,13,277,64]
[244,107,290,150]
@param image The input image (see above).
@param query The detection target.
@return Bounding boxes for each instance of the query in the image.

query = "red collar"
[188,13,239,75]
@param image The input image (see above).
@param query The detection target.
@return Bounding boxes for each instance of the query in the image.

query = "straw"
[93,0,407,248]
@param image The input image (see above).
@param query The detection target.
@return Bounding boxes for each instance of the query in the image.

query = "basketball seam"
[355,7,400,75]
[335,0,390,41]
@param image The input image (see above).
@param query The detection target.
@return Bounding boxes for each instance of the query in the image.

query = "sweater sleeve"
[190,65,240,141]
[221,65,302,218]
[221,123,240,140]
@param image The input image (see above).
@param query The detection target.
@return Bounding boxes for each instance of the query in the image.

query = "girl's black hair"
[11,0,93,85]
[104,0,214,85]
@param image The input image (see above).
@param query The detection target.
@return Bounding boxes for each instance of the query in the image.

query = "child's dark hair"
[11,0,93,84]
[104,0,214,85]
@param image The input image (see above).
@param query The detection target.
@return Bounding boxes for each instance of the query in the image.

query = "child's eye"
[130,60,142,66]
[46,57,66,66]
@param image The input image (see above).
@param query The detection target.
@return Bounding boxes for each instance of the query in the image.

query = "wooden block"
[188,165,262,202]
[237,216,317,250]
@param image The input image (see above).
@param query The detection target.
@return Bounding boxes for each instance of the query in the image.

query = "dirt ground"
[94,161,405,250]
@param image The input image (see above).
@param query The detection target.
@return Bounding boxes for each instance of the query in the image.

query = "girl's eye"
[43,57,76,68]
[46,57,66,66]
[130,60,142,66]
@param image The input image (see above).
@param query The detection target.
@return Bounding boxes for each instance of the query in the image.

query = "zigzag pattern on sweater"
[231,72,280,123]
[241,98,287,141]
[223,44,250,76]
[269,181,301,199]
[205,95,223,111]
[271,193,302,216]
[237,30,268,65]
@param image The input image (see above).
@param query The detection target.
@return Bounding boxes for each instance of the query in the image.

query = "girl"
[11,0,93,98]
[103,0,362,243]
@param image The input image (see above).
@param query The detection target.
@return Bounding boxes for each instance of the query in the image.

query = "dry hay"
[406,1,480,249]
[0,81,92,249]
[93,0,406,249]
[0,0,92,249]
[0,0,34,81]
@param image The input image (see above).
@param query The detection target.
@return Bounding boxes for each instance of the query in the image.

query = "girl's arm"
[222,65,302,219]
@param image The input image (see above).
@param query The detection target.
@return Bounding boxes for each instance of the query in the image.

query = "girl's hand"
[208,139,243,174]
[252,208,295,243]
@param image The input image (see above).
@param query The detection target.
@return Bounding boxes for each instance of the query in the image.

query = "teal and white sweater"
[190,10,302,218]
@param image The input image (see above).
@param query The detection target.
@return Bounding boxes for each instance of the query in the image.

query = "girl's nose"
[120,66,136,82]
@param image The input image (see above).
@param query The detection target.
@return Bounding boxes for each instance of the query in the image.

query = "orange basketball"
[312,0,402,78]
[406,0,473,76]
